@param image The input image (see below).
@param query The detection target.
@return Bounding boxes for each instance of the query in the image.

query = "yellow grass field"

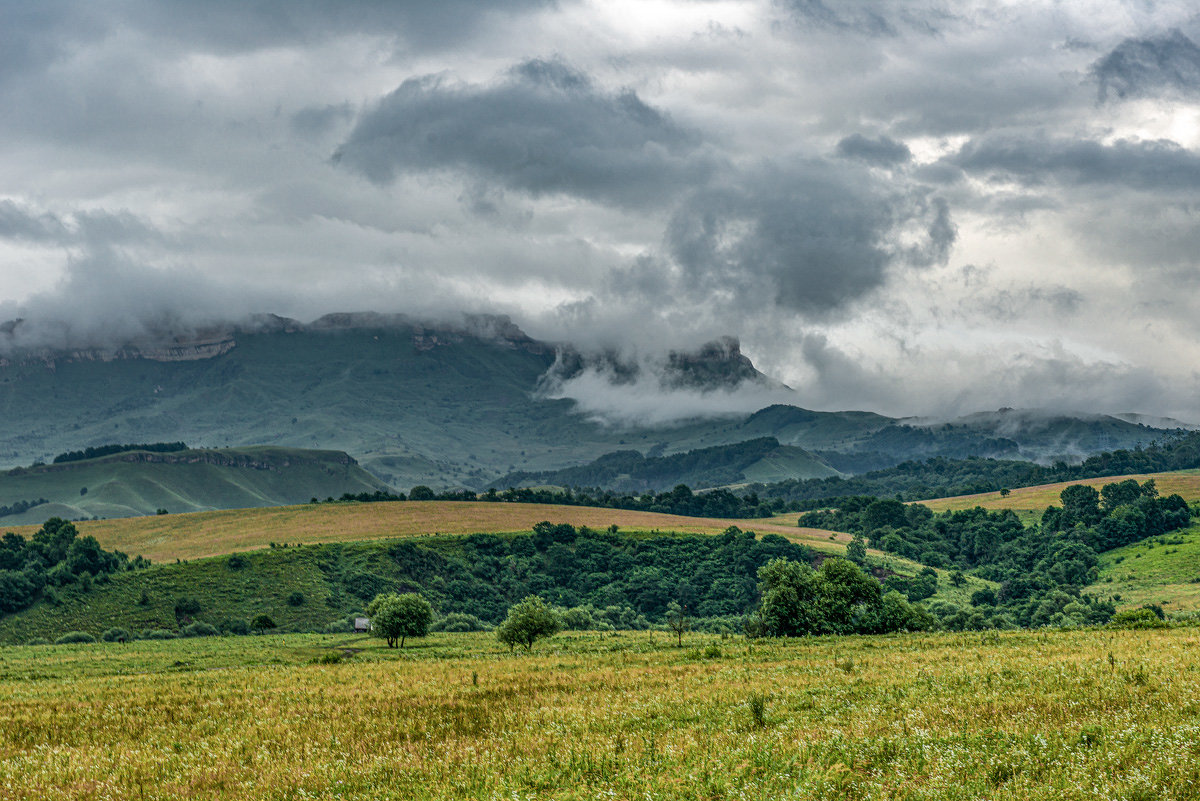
[3,501,851,563]
[2,627,1198,800]
[916,469,1200,515]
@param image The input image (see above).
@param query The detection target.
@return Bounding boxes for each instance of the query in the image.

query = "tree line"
[0,517,150,613]
[51,442,189,464]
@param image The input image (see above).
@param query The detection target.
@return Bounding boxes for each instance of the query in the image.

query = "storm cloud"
[334,59,713,208]
[1092,29,1200,102]
[2,1,1200,422]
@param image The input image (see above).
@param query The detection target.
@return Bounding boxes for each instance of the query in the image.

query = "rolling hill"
[0,500,992,645]
[0,446,389,523]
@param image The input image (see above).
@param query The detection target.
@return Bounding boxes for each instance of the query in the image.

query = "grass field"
[1088,523,1200,612]
[2,627,1199,800]
[915,469,1200,517]
[4,501,855,564]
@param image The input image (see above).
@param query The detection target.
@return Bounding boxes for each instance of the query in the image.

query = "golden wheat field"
[915,469,1200,515]
[4,501,849,563]
[2,627,1199,800]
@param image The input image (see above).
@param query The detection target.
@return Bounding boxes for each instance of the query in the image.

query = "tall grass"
[1,627,1198,799]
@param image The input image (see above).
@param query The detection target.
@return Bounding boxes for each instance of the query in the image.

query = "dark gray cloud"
[333,59,713,208]
[0,201,68,243]
[664,160,955,316]
[835,134,912,166]
[1092,29,1200,102]
[950,135,1200,192]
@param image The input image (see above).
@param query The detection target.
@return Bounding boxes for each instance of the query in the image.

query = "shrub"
[180,621,220,637]
[101,627,132,642]
[286,591,306,607]
[174,597,202,618]
[143,629,177,639]
[431,612,490,632]
[1109,608,1169,630]
[25,637,50,646]
[222,618,251,636]
[55,631,96,645]
[226,553,250,571]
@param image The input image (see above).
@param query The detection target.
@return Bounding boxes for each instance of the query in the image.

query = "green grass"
[3,627,1200,799]
[0,446,388,522]
[1088,523,1200,612]
[0,523,991,645]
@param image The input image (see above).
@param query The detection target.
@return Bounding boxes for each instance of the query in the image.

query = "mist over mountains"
[0,312,1182,492]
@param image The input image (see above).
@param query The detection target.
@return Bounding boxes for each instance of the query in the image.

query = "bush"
[226,553,250,570]
[25,637,50,646]
[174,597,202,618]
[101,627,132,642]
[431,612,490,632]
[55,631,96,644]
[286,591,306,607]
[222,618,251,636]
[1109,608,1169,630]
[496,596,561,651]
[143,629,177,639]
[180,621,220,637]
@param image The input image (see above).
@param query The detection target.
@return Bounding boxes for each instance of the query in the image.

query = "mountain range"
[0,312,1185,493]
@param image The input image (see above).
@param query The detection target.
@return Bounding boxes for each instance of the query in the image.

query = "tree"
[845,533,867,566]
[367,592,433,648]
[250,614,276,634]
[665,600,689,647]
[496,595,561,651]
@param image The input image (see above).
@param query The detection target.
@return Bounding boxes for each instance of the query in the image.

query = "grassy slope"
[917,468,1200,516]
[0,503,992,644]
[2,628,1198,800]
[5,500,859,563]
[1088,523,1200,612]
[0,447,389,523]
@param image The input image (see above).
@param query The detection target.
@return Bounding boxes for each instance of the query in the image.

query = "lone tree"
[665,600,689,647]
[496,595,561,652]
[367,592,433,648]
[250,614,276,635]
[845,533,867,566]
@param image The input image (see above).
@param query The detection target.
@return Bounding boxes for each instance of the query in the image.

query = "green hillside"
[0,525,991,645]
[1089,523,1200,612]
[0,447,388,523]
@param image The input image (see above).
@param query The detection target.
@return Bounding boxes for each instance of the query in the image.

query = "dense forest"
[797,479,1192,629]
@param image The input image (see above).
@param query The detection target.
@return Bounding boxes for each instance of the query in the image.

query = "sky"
[2,0,1200,421]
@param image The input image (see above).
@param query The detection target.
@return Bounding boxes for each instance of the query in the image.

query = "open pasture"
[3,501,849,563]
[915,469,1200,516]
[2,627,1199,800]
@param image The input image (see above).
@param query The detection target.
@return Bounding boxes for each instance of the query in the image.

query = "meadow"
[1,627,1198,800]
[1090,524,1200,612]
[3,501,850,564]
[915,469,1200,517]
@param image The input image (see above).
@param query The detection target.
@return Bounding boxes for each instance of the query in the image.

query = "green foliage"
[226,554,250,571]
[143,629,177,639]
[54,631,96,644]
[496,596,561,651]
[250,614,277,634]
[845,533,867,566]
[286,591,306,607]
[180,621,220,637]
[366,592,433,648]
[1108,608,1170,629]
[0,517,147,614]
[430,612,490,632]
[665,600,689,646]
[101,627,132,642]
[53,442,189,464]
